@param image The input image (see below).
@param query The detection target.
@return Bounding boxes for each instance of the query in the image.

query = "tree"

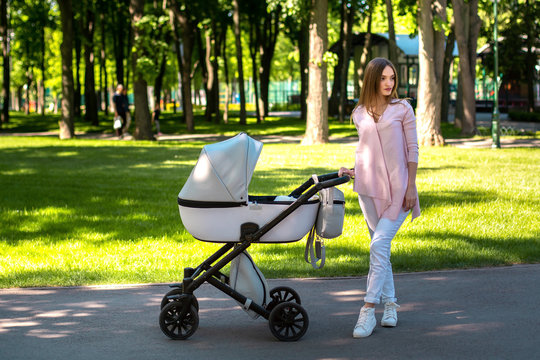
[416,0,446,146]
[355,3,373,97]
[58,0,75,139]
[96,0,109,114]
[82,0,99,126]
[328,0,353,120]
[440,23,454,123]
[110,0,131,87]
[385,0,398,78]
[257,3,281,117]
[338,0,354,123]
[169,0,196,132]
[248,10,263,123]
[277,0,311,122]
[0,0,9,126]
[129,0,153,140]
[302,0,328,145]
[232,0,246,125]
[452,0,481,136]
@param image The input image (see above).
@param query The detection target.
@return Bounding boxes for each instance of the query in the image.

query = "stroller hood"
[179,133,263,204]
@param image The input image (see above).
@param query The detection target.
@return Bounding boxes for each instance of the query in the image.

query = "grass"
[0,111,481,140]
[1,134,539,288]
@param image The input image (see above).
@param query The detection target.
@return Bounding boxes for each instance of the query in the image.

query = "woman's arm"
[403,161,417,211]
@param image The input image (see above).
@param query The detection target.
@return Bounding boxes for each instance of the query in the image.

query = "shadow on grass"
[0,144,202,244]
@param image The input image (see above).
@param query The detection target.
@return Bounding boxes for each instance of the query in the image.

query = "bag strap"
[305,174,326,269]
[304,225,326,269]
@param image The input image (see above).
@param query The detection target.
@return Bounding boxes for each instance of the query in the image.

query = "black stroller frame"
[159,172,350,342]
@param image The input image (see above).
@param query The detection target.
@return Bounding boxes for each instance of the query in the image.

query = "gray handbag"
[305,175,346,269]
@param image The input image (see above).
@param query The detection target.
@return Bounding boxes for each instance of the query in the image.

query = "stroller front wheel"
[159,301,199,340]
[268,302,309,341]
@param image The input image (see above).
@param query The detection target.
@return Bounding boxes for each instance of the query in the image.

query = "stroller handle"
[288,172,350,198]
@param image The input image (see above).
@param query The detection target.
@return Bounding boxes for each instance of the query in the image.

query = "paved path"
[1,264,538,360]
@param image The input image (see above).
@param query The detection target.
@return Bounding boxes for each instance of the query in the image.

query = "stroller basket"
[159,133,350,341]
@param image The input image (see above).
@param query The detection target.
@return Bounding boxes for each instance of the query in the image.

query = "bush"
[508,111,540,123]
[270,103,301,111]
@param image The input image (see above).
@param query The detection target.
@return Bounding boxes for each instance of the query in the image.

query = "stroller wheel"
[268,302,309,341]
[159,301,199,340]
[267,286,301,311]
[160,287,200,311]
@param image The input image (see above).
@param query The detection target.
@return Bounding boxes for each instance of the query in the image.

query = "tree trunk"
[302,0,328,145]
[441,26,455,123]
[154,52,167,112]
[169,11,184,121]
[356,9,372,93]
[211,23,221,124]
[338,0,354,123]
[416,0,446,146]
[129,0,153,140]
[83,0,99,126]
[222,26,230,124]
[525,0,535,112]
[299,22,309,122]
[258,6,280,117]
[452,0,480,136]
[328,2,345,117]
[1,0,9,126]
[99,9,108,114]
[169,0,195,132]
[199,29,212,122]
[40,23,46,115]
[249,22,262,123]
[232,0,246,124]
[25,69,31,115]
[74,16,82,118]
[125,18,133,91]
[385,0,398,79]
[58,0,75,139]
[112,2,125,86]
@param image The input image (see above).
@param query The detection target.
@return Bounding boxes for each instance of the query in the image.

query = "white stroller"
[159,133,349,341]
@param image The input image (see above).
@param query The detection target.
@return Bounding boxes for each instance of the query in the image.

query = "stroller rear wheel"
[268,302,309,341]
[266,286,301,311]
[159,300,199,340]
[160,287,199,311]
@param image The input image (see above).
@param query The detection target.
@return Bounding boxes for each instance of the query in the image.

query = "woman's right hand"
[338,167,354,178]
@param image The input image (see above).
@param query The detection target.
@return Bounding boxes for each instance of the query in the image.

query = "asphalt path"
[1,264,538,360]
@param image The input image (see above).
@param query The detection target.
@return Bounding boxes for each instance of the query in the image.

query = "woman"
[338,57,420,338]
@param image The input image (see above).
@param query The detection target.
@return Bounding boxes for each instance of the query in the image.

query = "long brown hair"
[351,57,399,119]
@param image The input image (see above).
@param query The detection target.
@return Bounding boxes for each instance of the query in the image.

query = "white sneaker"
[381,301,400,327]
[353,307,376,338]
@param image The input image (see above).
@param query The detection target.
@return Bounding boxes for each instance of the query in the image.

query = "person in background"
[112,84,126,137]
[152,103,162,136]
[339,57,420,338]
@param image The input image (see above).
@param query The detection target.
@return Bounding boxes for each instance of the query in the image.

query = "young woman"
[338,57,420,338]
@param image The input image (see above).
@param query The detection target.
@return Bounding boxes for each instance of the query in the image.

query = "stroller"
[159,133,349,341]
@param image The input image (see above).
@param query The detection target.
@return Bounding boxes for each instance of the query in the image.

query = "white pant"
[359,195,410,304]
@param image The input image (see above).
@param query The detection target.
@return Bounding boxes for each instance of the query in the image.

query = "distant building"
[329,33,458,100]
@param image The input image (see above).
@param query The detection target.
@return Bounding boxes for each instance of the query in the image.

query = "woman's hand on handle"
[338,167,355,178]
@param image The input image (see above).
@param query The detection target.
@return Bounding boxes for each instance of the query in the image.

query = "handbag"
[305,175,346,269]
[113,117,122,130]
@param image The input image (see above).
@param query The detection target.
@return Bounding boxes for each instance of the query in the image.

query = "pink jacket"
[352,99,420,222]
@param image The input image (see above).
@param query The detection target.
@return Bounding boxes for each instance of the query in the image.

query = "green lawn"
[0,110,466,139]
[1,134,539,288]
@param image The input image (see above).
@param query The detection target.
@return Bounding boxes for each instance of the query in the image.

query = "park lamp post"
[491,0,501,149]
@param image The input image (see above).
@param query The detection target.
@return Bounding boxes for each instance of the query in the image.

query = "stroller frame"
[159,172,350,342]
